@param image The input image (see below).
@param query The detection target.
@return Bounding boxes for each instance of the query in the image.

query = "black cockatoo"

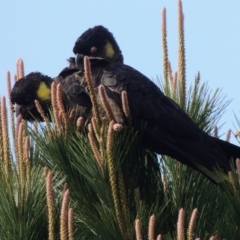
[10,58,92,121]
[72,25,240,182]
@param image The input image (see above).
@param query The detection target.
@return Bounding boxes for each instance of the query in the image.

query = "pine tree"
[1,1,240,239]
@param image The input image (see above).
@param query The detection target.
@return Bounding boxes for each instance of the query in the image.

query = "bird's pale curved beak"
[14,104,22,116]
[75,53,84,68]
[14,103,36,116]
[75,53,108,68]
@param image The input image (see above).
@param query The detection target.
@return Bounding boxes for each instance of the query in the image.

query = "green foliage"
[29,122,168,239]
[0,166,64,240]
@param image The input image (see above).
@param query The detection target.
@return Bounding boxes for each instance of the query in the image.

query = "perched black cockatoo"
[72,25,240,182]
[10,58,162,203]
[10,58,92,121]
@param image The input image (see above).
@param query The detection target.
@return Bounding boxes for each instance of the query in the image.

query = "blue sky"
[1,1,240,143]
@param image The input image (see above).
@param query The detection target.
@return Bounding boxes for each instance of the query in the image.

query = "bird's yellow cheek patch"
[105,41,115,58]
[37,82,51,101]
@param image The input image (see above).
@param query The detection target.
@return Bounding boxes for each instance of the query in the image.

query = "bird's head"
[10,72,53,121]
[73,25,123,67]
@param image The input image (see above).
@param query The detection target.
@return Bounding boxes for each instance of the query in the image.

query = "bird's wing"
[102,63,203,138]
[101,63,230,177]
[54,67,92,111]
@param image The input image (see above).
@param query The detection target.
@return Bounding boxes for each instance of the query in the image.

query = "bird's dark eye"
[90,46,97,53]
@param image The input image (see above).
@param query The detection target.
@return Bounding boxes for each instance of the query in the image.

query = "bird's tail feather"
[211,137,240,161]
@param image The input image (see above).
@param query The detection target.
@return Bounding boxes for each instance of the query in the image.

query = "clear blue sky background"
[1,1,240,143]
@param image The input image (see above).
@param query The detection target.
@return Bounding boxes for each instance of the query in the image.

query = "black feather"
[71,26,240,183]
